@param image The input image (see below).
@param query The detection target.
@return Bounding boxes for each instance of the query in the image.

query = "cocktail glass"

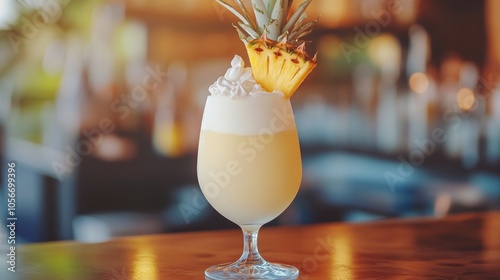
[197,94,302,279]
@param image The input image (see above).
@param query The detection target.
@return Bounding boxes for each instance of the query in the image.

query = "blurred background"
[0,0,499,243]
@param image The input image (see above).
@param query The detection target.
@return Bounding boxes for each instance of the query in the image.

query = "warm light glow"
[484,212,500,260]
[117,21,148,61]
[409,72,430,94]
[457,88,475,111]
[331,230,353,279]
[486,0,500,66]
[368,33,401,72]
[394,0,417,24]
[318,35,343,60]
[360,0,383,19]
[95,135,137,161]
[317,0,349,27]
[132,245,159,280]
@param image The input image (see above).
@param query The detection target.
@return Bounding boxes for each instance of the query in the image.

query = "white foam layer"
[201,94,296,135]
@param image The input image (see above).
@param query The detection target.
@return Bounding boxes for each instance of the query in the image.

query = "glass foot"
[205,261,299,280]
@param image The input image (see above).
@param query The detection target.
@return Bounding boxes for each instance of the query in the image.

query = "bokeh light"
[457,87,476,111]
[368,33,401,72]
[409,72,430,94]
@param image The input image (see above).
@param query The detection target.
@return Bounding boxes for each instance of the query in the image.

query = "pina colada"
[198,106,302,225]
[198,54,306,279]
[198,0,317,277]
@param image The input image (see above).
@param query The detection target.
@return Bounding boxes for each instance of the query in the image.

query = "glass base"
[205,261,299,280]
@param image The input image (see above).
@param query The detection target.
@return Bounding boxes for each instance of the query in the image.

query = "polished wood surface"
[3,212,500,279]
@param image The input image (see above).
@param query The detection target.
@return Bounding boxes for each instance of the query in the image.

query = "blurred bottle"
[482,0,500,165]
[369,33,402,154]
[152,61,188,157]
[456,63,481,168]
[406,25,430,77]
[486,84,500,164]
[121,20,151,133]
[440,55,464,159]
[54,35,86,146]
[406,25,435,152]
[77,3,150,162]
[6,29,64,144]
[0,78,14,125]
[352,64,376,149]
[83,3,128,131]
[0,78,13,156]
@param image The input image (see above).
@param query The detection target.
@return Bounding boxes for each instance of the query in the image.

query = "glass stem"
[238,225,266,266]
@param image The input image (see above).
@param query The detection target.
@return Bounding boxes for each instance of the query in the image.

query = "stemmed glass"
[197,94,302,279]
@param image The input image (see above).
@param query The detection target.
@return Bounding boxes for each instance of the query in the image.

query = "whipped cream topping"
[209,55,266,97]
[203,55,293,135]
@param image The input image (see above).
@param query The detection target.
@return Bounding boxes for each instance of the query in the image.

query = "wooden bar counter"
[3,212,500,279]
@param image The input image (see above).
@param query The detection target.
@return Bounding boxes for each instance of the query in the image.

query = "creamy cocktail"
[198,86,302,226]
[198,0,317,278]
[198,55,303,279]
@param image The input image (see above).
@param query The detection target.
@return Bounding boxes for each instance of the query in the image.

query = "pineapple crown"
[215,0,318,47]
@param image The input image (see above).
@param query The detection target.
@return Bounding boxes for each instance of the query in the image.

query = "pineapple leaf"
[264,0,277,15]
[295,17,318,34]
[292,13,307,32]
[233,0,257,30]
[289,18,317,41]
[282,0,312,35]
[215,0,254,28]
[277,31,289,42]
[282,0,290,27]
[233,23,250,44]
[238,22,260,39]
[270,0,284,32]
[266,19,280,40]
[251,0,271,32]
[290,28,313,42]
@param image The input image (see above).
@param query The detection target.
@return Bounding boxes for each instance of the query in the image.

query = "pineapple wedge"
[216,0,318,99]
[247,35,316,99]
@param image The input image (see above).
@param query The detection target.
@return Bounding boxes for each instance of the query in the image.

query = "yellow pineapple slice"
[247,37,317,99]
